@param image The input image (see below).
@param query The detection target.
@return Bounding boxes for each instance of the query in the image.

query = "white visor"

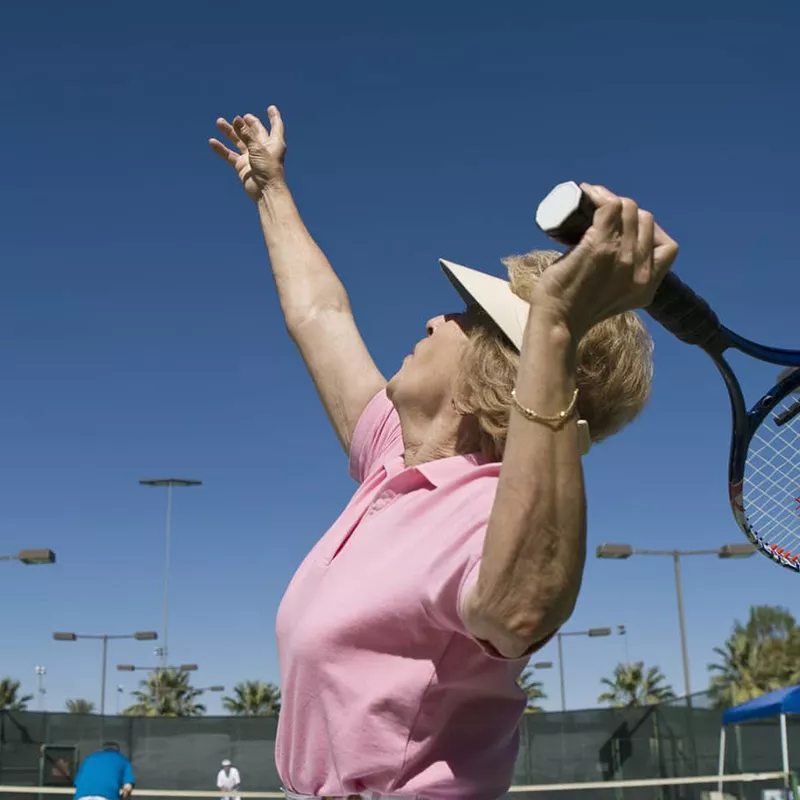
[440,259,530,351]
[440,258,591,456]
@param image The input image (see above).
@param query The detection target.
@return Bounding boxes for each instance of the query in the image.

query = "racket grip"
[646,273,722,348]
[536,182,723,348]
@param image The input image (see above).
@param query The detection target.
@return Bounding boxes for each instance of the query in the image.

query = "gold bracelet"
[510,387,579,430]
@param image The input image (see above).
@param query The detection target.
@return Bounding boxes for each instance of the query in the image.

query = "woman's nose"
[426,315,446,336]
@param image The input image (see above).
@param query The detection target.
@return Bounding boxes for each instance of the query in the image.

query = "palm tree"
[516,669,547,713]
[222,681,281,716]
[708,605,800,709]
[65,698,96,714]
[598,662,676,707]
[0,677,34,711]
[123,669,205,717]
[708,630,769,708]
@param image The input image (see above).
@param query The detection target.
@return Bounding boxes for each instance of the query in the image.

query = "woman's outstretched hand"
[209,105,287,201]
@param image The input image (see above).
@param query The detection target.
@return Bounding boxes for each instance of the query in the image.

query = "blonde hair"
[453,250,654,461]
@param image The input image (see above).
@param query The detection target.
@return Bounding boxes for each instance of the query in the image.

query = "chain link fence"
[2,693,797,799]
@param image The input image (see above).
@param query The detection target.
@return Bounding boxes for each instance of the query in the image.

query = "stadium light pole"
[618,624,630,664]
[556,627,616,712]
[596,543,755,699]
[139,478,202,667]
[53,631,158,716]
[34,665,47,710]
[116,664,198,672]
[1,549,56,565]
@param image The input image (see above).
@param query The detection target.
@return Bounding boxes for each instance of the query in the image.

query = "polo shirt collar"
[383,451,495,487]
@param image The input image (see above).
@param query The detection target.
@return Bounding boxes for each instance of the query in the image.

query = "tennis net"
[1,772,796,800]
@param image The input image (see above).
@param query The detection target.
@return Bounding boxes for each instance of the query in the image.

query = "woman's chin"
[386,365,408,404]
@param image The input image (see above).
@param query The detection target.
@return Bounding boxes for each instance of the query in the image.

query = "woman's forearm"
[257,181,352,330]
[464,308,587,658]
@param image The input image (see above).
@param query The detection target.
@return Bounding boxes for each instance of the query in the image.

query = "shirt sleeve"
[424,542,555,661]
[457,558,557,660]
[232,769,241,784]
[122,758,135,786]
[348,389,404,483]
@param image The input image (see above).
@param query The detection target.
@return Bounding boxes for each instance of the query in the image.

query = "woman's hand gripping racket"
[536,181,800,571]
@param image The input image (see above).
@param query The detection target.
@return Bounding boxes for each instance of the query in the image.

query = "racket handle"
[536,181,723,349]
[647,273,722,348]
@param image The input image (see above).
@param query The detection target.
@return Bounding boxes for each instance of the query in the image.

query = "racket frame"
[712,336,800,568]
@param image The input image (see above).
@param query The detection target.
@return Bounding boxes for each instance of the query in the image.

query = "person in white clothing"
[216,760,241,800]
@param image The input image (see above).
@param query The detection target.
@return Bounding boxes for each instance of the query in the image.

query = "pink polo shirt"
[275,390,533,799]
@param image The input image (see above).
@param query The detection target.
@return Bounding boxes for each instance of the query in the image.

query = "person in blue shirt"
[74,742,134,800]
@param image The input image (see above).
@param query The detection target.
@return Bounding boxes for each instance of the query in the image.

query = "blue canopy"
[723,685,800,725]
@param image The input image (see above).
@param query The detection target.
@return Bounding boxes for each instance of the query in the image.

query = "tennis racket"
[535,181,800,572]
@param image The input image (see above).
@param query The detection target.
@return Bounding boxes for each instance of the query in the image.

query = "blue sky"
[1,0,799,717]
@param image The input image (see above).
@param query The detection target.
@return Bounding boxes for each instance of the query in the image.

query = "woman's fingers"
[653,221,680,278]
[243,113,269,140]
[208,138,238,165]
[216,118,247,153]
[618,198,639,268]
[635,209,655,286]
[266,105,284,140]
[580,183,625,242]
[581,183,617,206]
[581,182,676,280]
[232,115,253,144]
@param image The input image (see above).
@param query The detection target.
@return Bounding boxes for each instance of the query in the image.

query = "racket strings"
[743,394,800,562]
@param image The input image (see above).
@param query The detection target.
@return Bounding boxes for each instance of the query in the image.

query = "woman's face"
[387,312,470,415]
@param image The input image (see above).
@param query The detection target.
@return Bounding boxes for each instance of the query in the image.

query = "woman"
[209,106,678,800]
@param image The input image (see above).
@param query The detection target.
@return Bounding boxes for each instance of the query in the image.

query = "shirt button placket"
[368,489,395,517]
